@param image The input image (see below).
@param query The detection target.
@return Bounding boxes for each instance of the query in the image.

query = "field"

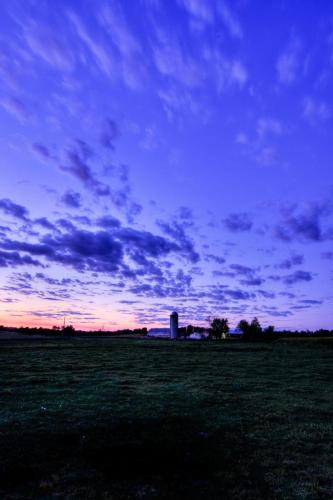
[0,337,332,499]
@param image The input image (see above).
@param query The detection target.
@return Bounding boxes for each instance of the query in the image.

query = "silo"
[170,311,179,339]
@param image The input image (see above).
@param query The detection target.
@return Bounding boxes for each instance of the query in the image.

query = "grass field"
[0,337,332,499]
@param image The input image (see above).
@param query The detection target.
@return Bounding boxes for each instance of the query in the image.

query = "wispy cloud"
[277,36,302,85]
[302,96,330,124]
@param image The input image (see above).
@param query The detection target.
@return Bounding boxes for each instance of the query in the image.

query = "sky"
[0,0,333,331]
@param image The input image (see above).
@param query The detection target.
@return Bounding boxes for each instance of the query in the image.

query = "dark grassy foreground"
[0,338,332,499]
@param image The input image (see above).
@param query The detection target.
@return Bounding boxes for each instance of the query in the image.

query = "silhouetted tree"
[238,318,262,340]
[62,325,75,336]
[250,317,262,336]
[237,319,251,339]
[210,318,229,339]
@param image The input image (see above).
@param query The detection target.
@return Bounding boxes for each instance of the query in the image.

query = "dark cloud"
[56,218,76,231]
[279,291,296,298]
[223,289,254,300]
[229,264,257,276]
[205,253,226,264]
[61,140,110,196]
[283,270,313,285]
[61,190,82,208]
[178,206,193,221]
[0,250,42,268]
[100,118,119,150]
[258,290,276,298]
[240,277,264,286]
[278,253,304,269]
[72,215,92,226]
[224,212,252,232]
[275,202,333,242]
[299,299,322,305]
[0,198,29,221]
[96,215,121,229]
[156,219,199,263]
[0,218,201,283]
[118,227,179,259]
[33,143,52,160]
[34,217,56,230]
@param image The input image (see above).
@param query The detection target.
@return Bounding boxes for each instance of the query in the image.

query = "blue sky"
[0,0,332,330]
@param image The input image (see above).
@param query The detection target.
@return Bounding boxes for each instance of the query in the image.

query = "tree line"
[208,317,333,340]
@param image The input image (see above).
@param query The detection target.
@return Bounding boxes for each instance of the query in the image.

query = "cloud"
[283,270,313,285]
[68,7,145,90]
[321,251,333,260]
[205,253,226,264]
[229,264,257,276]
[96,215,121,229]
[240,278,264,286]
[179,0,214,27]
[0,96,30,121]
[100,118,119,150]
[61,140,110,196]
[218,1,243,39]
[276,36,302,85]
[257,118,283,138]
[140,126,158,151]
[224,212,252,232]
[68,11,117,78]
[156,219,200,262]
[32,143,52,160]
[299,299,322,305]
[229,60,248,87]
[0,198,30,221]
[275,201,333,242]
[302,97,330,124]
[278,253,304,269]
[0,250,42,268]
[255,146,278,167]
[97,3,142,58]
[34,218,56,230]
[0,215,200,283]
[61,190,82,208]
[153,35,203,88]
[21,19,75,72]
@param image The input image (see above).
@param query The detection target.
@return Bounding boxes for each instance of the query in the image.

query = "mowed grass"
[0,338,332,499]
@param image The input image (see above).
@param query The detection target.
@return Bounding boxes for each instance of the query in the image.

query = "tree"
[237,319,251,339]
[62,324,75,336]
[238,317,263,340]
[210,318,229,340]
[250,317,262,336]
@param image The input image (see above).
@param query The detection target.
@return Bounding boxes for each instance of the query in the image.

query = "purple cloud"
[0,198,29,221]
[224,212,253,232]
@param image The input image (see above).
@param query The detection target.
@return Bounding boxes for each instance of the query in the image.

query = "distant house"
[189,331,209,340]
[147,328,170,338]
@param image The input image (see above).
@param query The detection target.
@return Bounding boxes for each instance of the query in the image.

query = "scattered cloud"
[0,199,29,221]
[276,36,302,85]
[302,97,330,124]
[275,201,333,242]
[283,270,313,285]
[61,190,82,209]
[0,95,30,121]
[224,212,253,232]
[218,1,243,39]
[278,253,304,269]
